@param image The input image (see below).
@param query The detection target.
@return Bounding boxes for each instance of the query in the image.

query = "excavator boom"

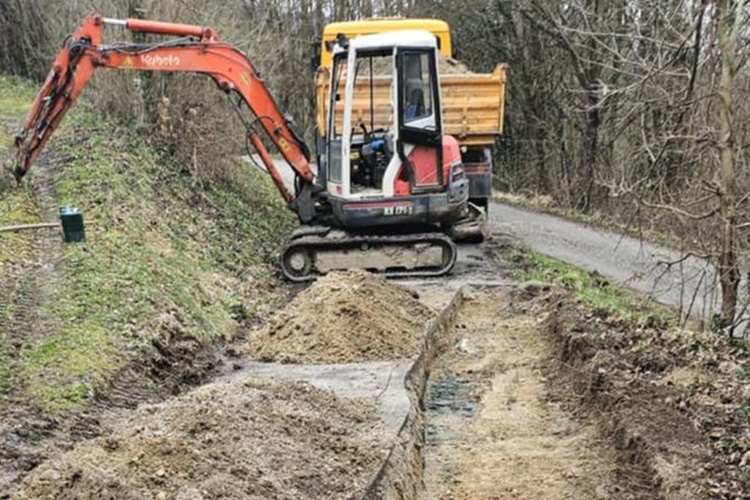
[12,14,321,220]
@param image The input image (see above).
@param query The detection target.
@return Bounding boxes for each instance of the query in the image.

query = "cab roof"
[336,29,438,53]
[319,18,451,68]
[323,18,449,36]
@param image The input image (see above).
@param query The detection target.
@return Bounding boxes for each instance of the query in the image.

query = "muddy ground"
[0,236,504,497]
[5,229,750,499]
[6,268,441,499]
[0,261,237,498]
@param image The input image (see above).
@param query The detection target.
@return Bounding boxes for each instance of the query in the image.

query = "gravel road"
[488,202,729,324]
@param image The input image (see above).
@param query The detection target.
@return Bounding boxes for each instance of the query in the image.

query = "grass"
[514,250,677,327]
[0,76,41,393]
[0,77,295,414]
[0,75,42,261]
[0,75,37,133]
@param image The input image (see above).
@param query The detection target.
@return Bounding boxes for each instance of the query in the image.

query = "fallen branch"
[0,221,98,234]
[640,200,718,220]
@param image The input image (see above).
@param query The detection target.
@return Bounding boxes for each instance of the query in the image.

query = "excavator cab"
[320,31,468,229]
[280,30,477,280]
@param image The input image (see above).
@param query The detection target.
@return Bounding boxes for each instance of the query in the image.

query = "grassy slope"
[0,76,294,414]
[0,76,41,245]
[514,249,677,327]
[0,77,42,391]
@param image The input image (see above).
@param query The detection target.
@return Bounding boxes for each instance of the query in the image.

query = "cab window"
[401,52,434,126]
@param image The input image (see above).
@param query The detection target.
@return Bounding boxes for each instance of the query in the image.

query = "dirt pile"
[438,55,472,74]
[13,379,387,500]
[246,271,434,364]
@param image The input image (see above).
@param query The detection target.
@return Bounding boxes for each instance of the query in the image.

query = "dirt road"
[489,202,728,323]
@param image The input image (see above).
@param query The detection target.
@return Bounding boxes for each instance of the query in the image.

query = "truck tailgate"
[441,64,507,145]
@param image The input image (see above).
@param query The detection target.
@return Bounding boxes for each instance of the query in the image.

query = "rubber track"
[281,231,457,282]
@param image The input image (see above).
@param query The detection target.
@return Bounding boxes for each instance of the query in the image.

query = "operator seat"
[405,85,425,121]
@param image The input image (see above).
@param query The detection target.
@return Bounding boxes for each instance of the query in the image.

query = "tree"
[715,0,742,331]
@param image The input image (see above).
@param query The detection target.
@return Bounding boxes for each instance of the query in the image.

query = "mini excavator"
[12,14,483,281]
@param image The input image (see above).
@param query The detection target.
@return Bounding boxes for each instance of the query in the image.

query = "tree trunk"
[582,103,600,212]
[715,0,740,333]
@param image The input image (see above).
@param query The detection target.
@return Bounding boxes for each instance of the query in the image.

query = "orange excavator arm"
[12,14,324,222]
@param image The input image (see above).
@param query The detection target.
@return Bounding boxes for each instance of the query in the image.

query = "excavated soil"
[543,288,750,499]
[13,378,388,500]
[246,271,434,364]
[425,288,611,499]
[367,54,472,75]
[437,55,472,74]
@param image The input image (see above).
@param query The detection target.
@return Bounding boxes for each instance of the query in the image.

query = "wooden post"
[0,222,60,234]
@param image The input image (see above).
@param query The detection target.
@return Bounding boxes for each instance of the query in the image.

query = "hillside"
[0,75,294,489]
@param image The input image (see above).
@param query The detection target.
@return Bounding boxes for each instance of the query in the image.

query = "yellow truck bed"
[315,63,507,147]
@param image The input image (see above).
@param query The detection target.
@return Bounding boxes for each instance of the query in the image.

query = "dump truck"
[313,18,507,212]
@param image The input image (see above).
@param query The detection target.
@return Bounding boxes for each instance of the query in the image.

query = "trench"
[422,288,611,499]
[365,284,616,499]
[205,275,607,499]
